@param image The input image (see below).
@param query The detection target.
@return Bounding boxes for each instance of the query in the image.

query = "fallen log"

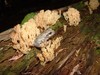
[0,1,100,75]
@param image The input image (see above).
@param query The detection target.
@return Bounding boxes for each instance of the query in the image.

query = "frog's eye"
[34,28,55,48]
[46,31,53,37]
[49,32,52,35]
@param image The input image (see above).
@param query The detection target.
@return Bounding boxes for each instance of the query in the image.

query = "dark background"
[0,0,81,32]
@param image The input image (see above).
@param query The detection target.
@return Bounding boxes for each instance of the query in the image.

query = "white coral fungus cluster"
[37,36,63,64]
[85,0,100,14]
[63,7,81,26]
[10,19,40,54]
[10,10,60,55]
[89,0,100,10]
[34,10,61,29]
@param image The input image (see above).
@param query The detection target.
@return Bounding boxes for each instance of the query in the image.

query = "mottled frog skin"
[34,28,55,48]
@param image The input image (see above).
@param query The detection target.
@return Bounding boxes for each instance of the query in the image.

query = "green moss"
[21,12,36,25]
[3,66,17,75]
[80,13,100,35]
[95,47,100,55]
[51,21,64,31]
[0,48,15,62]
[92,34,100,46]
[72,1,85,10]
[6,72,17,75]
[79,21,92,35]
[10,49,36,73]
[80,13,100,55]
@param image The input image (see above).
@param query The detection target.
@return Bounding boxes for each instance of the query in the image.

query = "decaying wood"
[0,1,100,75]
[0,28,13,41]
